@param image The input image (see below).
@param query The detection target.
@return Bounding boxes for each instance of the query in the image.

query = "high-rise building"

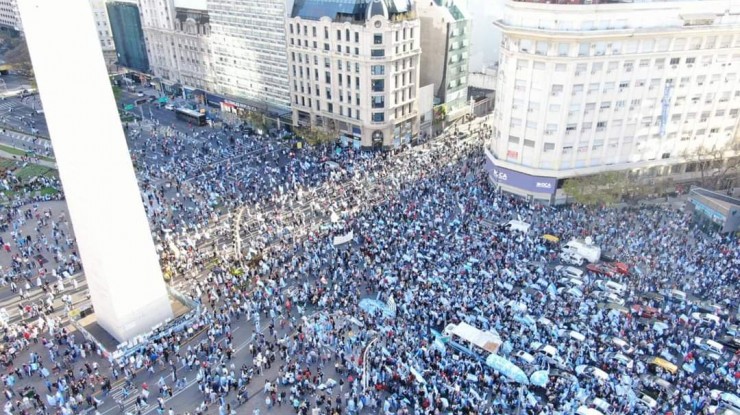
[417,0,471,123]
[208,0,292,112]
[139,0,213,93]
[107,1,150,72]
[286,0,421,149]
[488,0,740,204]
[0,0,21,32]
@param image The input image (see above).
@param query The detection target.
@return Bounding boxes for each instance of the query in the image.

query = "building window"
[371,49,385,57]
[337,29,341,40]
[669,57,680,65]
[372,79,384,92]
[372,112,384,122]
[374,34,382,44]
[372,96,384,108]
[371,65,384,75]
[354,47,359,55]
[324,43,329,51]
[327,103,333,113]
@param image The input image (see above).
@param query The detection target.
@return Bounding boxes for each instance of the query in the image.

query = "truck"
[562,237,601,264]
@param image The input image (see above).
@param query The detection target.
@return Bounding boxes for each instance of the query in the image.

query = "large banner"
[333,231,354,246]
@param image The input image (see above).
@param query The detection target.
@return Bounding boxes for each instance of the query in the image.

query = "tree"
[563,171,630,206]
[240,110,267,133]
[682,143,740,190]
[111,84,122,103]
[2,36,33,78]
[295,126,335,147]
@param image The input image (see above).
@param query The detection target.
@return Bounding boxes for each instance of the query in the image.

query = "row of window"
[515,55,738,74]
[512,98,740,116]
[509,108,738,135]
[513,34,738,57]
[288,23,414,43]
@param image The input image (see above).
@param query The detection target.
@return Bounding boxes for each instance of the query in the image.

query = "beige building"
[286,0,420,149]
[489,0,740,204]
[139,0,214,92]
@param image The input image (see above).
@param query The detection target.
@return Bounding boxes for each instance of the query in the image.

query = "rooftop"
[291,0,415,22]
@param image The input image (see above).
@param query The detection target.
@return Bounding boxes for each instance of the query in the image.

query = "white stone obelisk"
[17,0,173,342]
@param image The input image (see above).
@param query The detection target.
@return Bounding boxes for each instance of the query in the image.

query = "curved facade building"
[488,0,740,204]
[286,0,421,148]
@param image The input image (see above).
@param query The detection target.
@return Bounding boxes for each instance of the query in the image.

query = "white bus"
[444,322,502,360]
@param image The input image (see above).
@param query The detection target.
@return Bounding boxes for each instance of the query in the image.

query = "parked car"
[586,263,619,278]
[560,251,585,266]
[555,265,584,279]
[605,352,634,370]
[575,365,609,382]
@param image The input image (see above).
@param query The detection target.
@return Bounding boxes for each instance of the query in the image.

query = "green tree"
[3,36,33,78]
[563,171,630,206]
[295,122,338,148]
[241,110,267,133]
[111,84,122,103]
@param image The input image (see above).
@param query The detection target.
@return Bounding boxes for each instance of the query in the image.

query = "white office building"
[488,0,740,204]
[0,0,21,32]
[286,0,420,149]
[208,0,292,112]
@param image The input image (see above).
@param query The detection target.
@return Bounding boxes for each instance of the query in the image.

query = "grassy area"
[15,163,55,180]
[0,144,54,162]
[0,155,60,201]
[39,187,59,196]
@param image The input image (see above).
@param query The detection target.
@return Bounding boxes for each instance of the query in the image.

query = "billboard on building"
[485,158,557,194]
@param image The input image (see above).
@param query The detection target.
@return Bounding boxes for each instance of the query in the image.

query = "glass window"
[371,49,385,57]
[372,112,384,122]
[558,43,569,56]
[374,34,382,45]
[372,96,384,108]
[372,79,384,92]
[371,65,385,75]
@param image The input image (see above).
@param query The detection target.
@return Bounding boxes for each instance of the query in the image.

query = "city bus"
[175,107,206,126]
[443,321,502,361]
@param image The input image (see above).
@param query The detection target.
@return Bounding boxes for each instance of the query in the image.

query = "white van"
[560,251,585,266]
[691,312,721,325]
[576,407,604,415]
[559,330,586,342]
[555,265,584,279]
[596,280,626,295]
[563,238,601,263]
[695,337,725,355]
[505,220,531,233]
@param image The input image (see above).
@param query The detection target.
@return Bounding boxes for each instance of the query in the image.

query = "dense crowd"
[0,113,738,415]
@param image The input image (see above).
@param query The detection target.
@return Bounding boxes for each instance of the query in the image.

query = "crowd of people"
[0,111,738,415]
